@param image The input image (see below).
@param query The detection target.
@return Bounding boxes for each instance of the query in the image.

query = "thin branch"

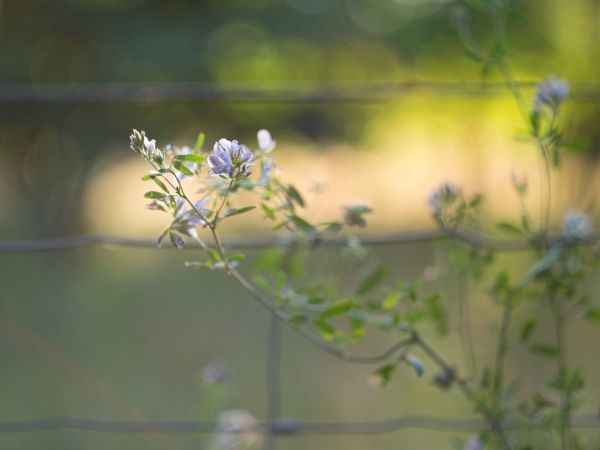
[0,229,595,253]
[227,266,413,365]
[0,81,599,103]
[0,414,597,434]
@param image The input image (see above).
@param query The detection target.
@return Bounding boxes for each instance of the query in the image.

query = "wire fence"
[0,413,599,435]
[1,80,600,103]
[1,228,600,449]
[1,78,600,446]
[0,228,593,253]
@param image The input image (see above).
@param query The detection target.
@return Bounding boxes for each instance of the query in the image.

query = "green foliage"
[125,3,600,448]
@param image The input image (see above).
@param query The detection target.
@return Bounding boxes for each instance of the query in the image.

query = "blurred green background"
[1,0,600,449]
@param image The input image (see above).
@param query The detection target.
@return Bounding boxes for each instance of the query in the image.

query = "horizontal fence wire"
[0,230,596,254]
[0,80,599,103]
[0,414,599,435]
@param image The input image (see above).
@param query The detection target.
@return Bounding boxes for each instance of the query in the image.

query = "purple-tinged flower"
[175,198,210,238]
[405,354,424,377]
[563,209,593,239]
[463,435,483,450]
[427,181,461,213]
[201,361,228,384]
[208,138,253,178]
[257,129,276,153]
[533,76,569,112]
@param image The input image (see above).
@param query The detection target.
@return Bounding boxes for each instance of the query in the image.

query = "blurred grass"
[1,244,600,449]
[1,0,600,449]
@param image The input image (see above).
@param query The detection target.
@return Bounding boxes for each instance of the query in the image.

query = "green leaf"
[252,276,272,294]
[313,319,335,341]
[356,267,387,296]
[425,293,447,335]
[530,111,540,133]
[585,308,600,325]
[253,248,282,272]
[497,222,523,235]
[288,315,308,326]
[194,132,205,151]
[492,271,511,294]
[521,214,531,233]
[286,185,305,207]
[174,154,205,164]
[261,203,276,220]
[152,177,169,193]
[291,215,317,234]
[275,271,286,290]
[520,319,536,343]
[227,253,246,262]
[319,299,355,320]
[382,293,399,310]
[562,138,589,152]
[371,364,396,387]
[224,206,257,218]
[144,191,167,199]
[531,344,559,358]
[172,160,194,176]
[349,317,365,342]
[157,228,169,246]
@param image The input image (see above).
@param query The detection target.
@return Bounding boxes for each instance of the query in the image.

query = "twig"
[3,80,600,103]
[0,414,598,434]
[0,229,595,253]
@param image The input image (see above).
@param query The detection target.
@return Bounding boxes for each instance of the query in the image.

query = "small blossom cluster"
[427,181,462,214]
[130,129,164,165]
[563,210,593,239]
[208,139,254,179]
[533,76,569,112]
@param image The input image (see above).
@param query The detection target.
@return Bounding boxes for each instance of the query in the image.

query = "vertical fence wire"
[264,314,283,450]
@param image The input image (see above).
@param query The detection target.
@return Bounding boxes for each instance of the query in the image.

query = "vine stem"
[414,333,513,450]
[550,294,570,450]
[166,172,414,365]
[457,273,477,378]
[491,293,514,412]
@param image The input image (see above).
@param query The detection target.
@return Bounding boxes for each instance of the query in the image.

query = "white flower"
[128,129,164,164]
[213,410,261,450]
[143,136,156,154]
[257,129,276,153]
